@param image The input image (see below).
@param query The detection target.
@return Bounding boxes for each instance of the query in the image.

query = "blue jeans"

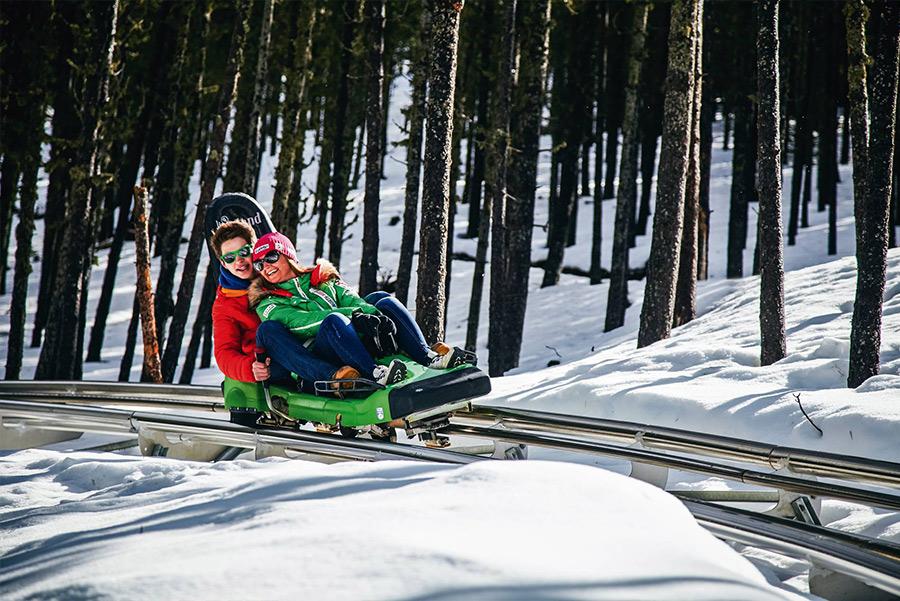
[256,320,340,385]
[364,291,431,364]
[312,313,377,376]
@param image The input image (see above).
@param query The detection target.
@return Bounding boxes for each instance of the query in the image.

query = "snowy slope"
[0,451,809,601]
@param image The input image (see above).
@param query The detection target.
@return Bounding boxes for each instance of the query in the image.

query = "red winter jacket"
[212,286,260,382]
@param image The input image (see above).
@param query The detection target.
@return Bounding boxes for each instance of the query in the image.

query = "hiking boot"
[428,345,470,369]
[373,359,408,386]
[330,366,361,390]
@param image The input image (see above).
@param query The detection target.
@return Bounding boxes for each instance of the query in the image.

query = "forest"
[0,0,897,388]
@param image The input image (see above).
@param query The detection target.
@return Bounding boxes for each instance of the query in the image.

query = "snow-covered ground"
[1,71,898,599]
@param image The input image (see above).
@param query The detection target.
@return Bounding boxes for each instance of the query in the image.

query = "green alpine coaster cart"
[207,193,491,446]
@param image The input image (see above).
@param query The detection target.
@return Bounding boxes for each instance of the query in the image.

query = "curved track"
[1,382,899,597]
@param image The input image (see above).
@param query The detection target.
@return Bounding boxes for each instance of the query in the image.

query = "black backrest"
[205,192,275,261]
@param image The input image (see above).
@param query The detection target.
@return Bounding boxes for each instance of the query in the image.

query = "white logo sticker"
[262,304,275,318]
[376,407,384,420]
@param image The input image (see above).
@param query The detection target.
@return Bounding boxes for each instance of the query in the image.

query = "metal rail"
[458,406,900,489]
[688,500,900,597]
[1,397,899,597]
[0,399,476,465]
[447,423,900,511]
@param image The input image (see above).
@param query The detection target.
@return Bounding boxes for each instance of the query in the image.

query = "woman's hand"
[252,357,271,381]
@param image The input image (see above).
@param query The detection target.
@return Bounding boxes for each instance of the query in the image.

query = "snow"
[1,65,898,599]
[0,451,808,601]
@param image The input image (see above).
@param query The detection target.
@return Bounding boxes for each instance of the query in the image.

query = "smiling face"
[258,252,294,284]
[219,236,253,280]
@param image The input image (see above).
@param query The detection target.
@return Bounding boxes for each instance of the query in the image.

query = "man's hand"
[252,358,270,382]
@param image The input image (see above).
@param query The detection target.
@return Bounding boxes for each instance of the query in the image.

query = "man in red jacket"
[210,221,342,424]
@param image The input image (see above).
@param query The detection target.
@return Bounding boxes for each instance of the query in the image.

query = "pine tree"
[416,0,463,343]
[35,0,119,380]
[606,2,650,333]
[637,0,701,348]
[497,0,551,372]
[395,6,431,305]
[757,0,786,366]
[359,0,386,296]
[161,0,251,382]
[848,2,899,388]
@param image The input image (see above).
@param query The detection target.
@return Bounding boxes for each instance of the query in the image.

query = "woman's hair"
[210,220,256,257]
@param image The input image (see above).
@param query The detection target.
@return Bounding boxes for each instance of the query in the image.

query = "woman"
[248,232,469,387]
[210,221,351,402]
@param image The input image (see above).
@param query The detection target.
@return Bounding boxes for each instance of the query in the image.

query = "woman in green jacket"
[248,232,468,388]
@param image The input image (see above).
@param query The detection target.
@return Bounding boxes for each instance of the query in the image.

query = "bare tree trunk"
[416,0,463,343]
[272,0,316,240]
[848,2,899,387]
[395,8,431,305]
[179,263,216,384]
[637,0,700,348]
[327,2,360,269]
[757,0,786,366]
[727,101,752,279]
[485,0,516,376]
[242,0,274,196]
[36,0,119,380]
[697,88,713,280]
[606,3,650,333]
[359,0,386,296]
[495,0,551,373]
[132,186,163,383]
[161,0,250,382]
[672,0,703,328]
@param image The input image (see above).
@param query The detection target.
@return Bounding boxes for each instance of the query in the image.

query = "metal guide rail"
[0,399,476,465]
[455,405,900,489]
[0,396,898,598]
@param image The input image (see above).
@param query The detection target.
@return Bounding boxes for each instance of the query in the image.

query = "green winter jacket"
[248,268,379,339]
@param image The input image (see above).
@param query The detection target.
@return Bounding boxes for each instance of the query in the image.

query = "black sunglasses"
[220,244,252,264]
[253,250,281,272]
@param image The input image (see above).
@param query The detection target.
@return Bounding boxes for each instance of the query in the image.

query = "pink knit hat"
[252,232,298,263]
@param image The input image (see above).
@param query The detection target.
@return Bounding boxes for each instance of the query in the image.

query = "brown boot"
[331,366,360,390]
[431,342,451,356]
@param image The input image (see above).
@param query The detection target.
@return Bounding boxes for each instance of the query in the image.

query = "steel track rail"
[3,382,899,498]
[459,405,900,489]
[2,398,899,595]
[446,423,900,511]
[0,399,477,465]
[687,500,900,597]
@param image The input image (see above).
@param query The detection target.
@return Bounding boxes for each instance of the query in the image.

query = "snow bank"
[488,250,900,463]
[0,450,806,600]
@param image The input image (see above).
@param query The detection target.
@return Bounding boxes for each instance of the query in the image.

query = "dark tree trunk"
[603,7,626,201]
[727,100,753,279]
[757,0,786,366]
[161,0,250,382]
[541,1,593,288]
[118,295,140,381]
[327,2,359,269]
[606,3,650,332]
[462,2,493,240]
[492,0,551,373]
[590,3,608,284]
[3,0,49,377]
[359,0,386,296]
[484,0,516,376]
[637,0,701,348]
[673,0,704,328]
[35,0,119,380]
[179,263,216,384]
[415,0,463,343]
[31,3,81,348]
[848,2,899,387]
[242,0,275,196]
[395,7,431,305]
[697,87,713,280]
[271,0,316,241]
[788,10,812,247]
[845,0,870,252]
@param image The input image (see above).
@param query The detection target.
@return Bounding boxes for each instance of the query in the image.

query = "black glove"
[351,312,397,358]
[376,315,399,356]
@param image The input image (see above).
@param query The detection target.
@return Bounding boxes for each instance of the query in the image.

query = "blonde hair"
[210,220,256,257]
